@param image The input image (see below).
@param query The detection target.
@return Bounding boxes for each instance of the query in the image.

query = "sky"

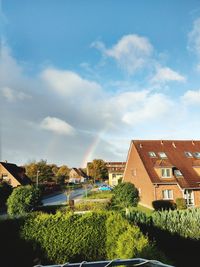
[1,0,200,168]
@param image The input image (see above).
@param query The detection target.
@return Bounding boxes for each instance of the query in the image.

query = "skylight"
[193,152,200,159]
[185,152,193,158]
[158,152,167,159]
[148,152,157,158]
[174,169,182,177]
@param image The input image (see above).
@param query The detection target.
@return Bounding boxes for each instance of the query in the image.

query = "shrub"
[0,182,13,210]
[152,200,176,211]
[176,198,187,210]
[7,185,41,216]
[112,182,139,209]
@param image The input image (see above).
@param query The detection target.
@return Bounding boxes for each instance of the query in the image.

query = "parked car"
[98,185,112,191]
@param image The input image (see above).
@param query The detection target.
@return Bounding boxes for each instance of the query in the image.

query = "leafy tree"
[0,182,13,209]
[56,165,70,183]
[7,185,41,216]
[87,159,108,181]
[112,182,139,213]
[25,160,55,183]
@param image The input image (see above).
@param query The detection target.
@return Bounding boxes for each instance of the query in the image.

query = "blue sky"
[1,0,200,167]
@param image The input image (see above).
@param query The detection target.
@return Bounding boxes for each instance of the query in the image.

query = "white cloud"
[92,34,153,74]
[151,67,186,84]
[41,68,102,96]
[188,17,200,57]
[0,87,31,102]
[40,116,75,135]
[182,89,200,105]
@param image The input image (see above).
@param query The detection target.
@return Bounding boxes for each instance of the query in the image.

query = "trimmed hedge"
[152,200,176,211]
[19,211,159,264]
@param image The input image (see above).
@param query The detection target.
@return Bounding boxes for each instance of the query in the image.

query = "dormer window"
[193,152,200,159]
[185,152,193,158]
[161,168,171,178]
[148,152,157,158]
[158,152,167,159]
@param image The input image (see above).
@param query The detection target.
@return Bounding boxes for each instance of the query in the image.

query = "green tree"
[112,182,139,214]
[7,185,41,216]
[0,182,13,209]
[87,159,108,181]
[25,160,55,183]
[56,165,70,184]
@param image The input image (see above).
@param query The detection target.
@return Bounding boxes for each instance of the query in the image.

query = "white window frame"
[184,189,195,207]
[161,168,171,178]
[162,189,173,200]
[174,169,182,177]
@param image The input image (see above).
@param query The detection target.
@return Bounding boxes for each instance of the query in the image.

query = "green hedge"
[19,211,160,264]
[152,200,176,211]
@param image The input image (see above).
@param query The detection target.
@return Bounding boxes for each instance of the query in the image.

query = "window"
[158,152,167,159]
[185,151,193,158]
[161,168,171,178]
[2,174,8,179]
[112,174,116,178]
[193,152,200,159]
[148,151,157,158]
[174,169,182,177]
[162,189,173,200]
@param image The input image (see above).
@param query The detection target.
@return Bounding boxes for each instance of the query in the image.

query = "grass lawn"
[84,190,113,199]
[131,204,153,215]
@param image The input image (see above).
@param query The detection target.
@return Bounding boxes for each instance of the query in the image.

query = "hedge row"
[19,211,164,265]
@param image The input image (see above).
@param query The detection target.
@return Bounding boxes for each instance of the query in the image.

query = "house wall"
[69,169,81,178]
[193,190,200,207]
[154,184,183,201]
[123,143,155,209]
[0,164,21,187]
[108,173,123,186]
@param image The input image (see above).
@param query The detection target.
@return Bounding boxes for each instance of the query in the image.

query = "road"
[42,186,91,206]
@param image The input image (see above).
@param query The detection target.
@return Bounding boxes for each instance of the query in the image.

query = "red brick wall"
[123,143,155,208]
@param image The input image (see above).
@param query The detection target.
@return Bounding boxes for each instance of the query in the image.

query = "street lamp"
[36,170,40,187]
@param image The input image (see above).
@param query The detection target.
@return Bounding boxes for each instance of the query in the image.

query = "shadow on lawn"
[139,223,200,267]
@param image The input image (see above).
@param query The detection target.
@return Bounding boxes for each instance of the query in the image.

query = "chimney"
[172,142,176,148]
[192,140,195,146]
[161,140,163,145]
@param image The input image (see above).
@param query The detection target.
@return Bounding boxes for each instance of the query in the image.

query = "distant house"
[123,140,200,209]
[106,162,126,186]
[69,168,88,183]
[0,161,31,187]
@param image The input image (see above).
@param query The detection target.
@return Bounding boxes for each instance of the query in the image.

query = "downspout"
[154,184,158,201]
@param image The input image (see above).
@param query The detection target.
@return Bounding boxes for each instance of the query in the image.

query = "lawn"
[84,190,113,199]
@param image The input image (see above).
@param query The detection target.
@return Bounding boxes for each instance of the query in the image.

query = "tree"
[56,165,70,184]
[112,182,139,214]
[0,182,13,209]
[25,160,55,183]
[7,185,41,216]
[87,159,108,181]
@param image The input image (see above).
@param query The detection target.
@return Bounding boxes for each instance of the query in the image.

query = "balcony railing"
[34,258,174,267]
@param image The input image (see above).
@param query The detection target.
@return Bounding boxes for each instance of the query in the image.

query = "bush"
[152,200,176,211]
[176,198,187,210]
[7,185,41,216]
[0,182,13,210]
[19,211,159,264]
[112,182,139,209]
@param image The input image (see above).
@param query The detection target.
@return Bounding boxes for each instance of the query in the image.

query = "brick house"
[106,162,126,186]
[0,161,31,187]
[123,140,200,209]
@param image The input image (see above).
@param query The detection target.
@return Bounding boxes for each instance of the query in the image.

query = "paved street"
[42,186,91,206]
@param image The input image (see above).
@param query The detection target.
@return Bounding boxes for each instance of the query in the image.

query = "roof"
[71,168,88,178]
[132,140,200,189]
[0,162,32,185]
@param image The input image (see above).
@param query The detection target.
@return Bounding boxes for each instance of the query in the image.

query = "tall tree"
[87,159,108,181]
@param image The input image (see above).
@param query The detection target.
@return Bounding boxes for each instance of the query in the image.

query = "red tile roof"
[133,140,200,189]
